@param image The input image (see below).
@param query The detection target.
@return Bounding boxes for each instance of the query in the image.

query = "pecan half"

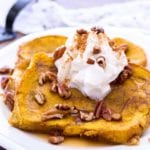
[96,56,106,68]
[79,111,95,121]
[1,77,9,89]
[91,27,104,34]
[57,83,71,99]
[34,92,46,105]
[46,71,57,81]
[42,108,66,121]
[55,104,78,114]
[55,103,70,111]
[39,71,56,86]
[48,135,64,144]
[76,29,87,35]
[111,65,132,85]
[94,101,116,121]
[5,91,14,111]
[70,106,79,114]
[53,45,66,61]
[102,107,112,121]
[50,81,57,93]
[38,73,47,85]
[42,113,63,121]
[0,67,12,74]
[94,101,104,119]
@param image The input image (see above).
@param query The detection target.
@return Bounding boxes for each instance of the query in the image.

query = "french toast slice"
[16,35,67,70]
[5,35,67,96]
[9,52,150,144]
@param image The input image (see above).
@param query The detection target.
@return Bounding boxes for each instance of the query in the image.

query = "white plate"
[0,27,150,150]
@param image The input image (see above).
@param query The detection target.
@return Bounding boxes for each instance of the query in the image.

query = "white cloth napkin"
[6,0,150,33]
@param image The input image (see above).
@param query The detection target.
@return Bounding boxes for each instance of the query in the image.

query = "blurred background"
[0,0,150,42]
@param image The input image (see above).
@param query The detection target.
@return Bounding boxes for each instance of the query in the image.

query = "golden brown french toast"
[6,36,146,94]
[5,35,67,103]
[9,52,150,144]
[16,35,67,70]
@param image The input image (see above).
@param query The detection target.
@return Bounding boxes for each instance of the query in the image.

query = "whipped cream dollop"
[55,28,128,101]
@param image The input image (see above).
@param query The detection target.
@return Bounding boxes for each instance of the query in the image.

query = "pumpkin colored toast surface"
[17,35,67,70]
[5,35,67,93]
[9,52,150,144]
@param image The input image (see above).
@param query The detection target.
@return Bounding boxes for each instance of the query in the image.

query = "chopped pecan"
[42,109,64,121]
[96,56,106,68]
[76,29,87,35]
[87,58,95,64]
[41,108,69,121]
[120,65,132,82]
[94,101,104,119]
[55,103,70,111]
[102,107,112,121]
[79,111,95,121]
[42,113,63,121]
[34,92,46,105]
[48,129,64,144]
[46,71,57,81]
[39,71,57,85]
[91,27,104,34]
[111,65,132,85]
[48,135,64,144]
[57,83,71,99]
[38,73,47,85]
[70,106,79,114]
[94,101,113,121]
[55,104,78,114]
[111,113,122,121]
[1,77,9,89]
[42,108,59,116]
[5,91,14,111]
[53,45,66,61]
[50,81,57,93]
[0,67,12,74]
[93,46,101,54]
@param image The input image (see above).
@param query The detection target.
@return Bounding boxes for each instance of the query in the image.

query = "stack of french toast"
[1,28,150,145]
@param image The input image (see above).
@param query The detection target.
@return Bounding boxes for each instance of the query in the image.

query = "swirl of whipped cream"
[55,28,128,101]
